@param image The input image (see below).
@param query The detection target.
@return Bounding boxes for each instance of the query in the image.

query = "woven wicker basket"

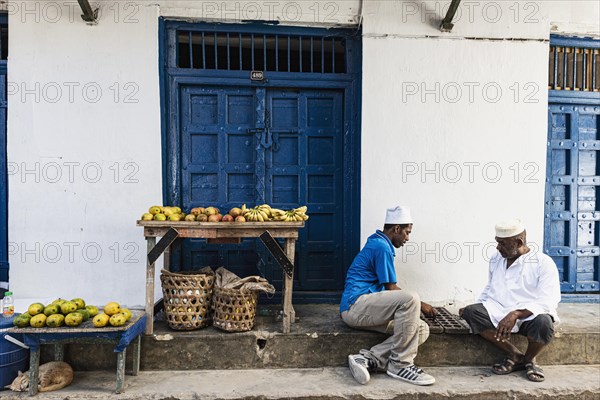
[212,286,259,332]
[160,268,214,331]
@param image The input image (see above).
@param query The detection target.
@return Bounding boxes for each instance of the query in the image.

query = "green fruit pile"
[13,298,100,329]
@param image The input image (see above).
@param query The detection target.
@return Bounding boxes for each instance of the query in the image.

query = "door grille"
[177,31,346,73]
[549,42,600,92]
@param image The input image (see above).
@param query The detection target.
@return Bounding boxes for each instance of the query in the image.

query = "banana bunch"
[242,204,272,222]
[272,206,309,222]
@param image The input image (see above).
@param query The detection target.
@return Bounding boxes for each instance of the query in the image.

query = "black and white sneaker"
[348,354,376,385]
[387,364,435,386]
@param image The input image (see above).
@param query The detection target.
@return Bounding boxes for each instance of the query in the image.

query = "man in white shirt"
[460,220,561,382]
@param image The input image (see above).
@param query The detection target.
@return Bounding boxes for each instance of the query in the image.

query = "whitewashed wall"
[359,1,597,306]
[7,3,162,310]
[6,1,599,310]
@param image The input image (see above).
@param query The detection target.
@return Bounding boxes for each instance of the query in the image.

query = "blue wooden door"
[264,89,344,290]
[177,85,345,291]
[545,104,600,293]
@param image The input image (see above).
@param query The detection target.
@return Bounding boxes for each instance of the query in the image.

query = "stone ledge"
[41,303,599,371]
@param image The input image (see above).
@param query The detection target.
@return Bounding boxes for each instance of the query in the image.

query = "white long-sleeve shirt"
[477,250,561,332]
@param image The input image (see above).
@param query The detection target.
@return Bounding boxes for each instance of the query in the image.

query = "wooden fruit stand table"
[8,311,146,396]
[136,221,304,335]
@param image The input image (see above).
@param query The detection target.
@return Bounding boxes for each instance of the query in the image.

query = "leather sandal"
[525,362,545,382]
[491,358,525,375]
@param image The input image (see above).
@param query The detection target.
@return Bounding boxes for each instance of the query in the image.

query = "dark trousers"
[462,303,554,344]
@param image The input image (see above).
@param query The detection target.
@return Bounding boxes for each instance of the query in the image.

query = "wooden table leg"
[283,238,296,334]
[132,335,141,376]
[145,237,156,335]
[53,343,64,361]
[28,348,40,396]
[116,348,126,394]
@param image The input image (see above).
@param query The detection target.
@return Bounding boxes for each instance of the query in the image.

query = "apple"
[222,214,234,222]
[235,216,246,222]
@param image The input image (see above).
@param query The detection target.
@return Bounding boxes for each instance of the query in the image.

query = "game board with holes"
[420,307,471,334]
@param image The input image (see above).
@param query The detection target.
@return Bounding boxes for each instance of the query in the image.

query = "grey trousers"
[341,290,429,372]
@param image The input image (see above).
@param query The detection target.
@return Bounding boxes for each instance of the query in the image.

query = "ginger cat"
[6,361,74,392]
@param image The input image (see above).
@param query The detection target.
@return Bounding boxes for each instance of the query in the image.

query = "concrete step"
[44,303,599,371]
[1,365,599,399]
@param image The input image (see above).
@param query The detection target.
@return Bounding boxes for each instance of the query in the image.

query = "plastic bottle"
[2,291,14,318]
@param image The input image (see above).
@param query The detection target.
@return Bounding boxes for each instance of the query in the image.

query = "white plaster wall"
[5,0,599,311]
[364,1,599,39]
[361,37,549,306]
[8,3,162,310]
[359,1,597,307]
[547,1,600,37]
[156,0,360,26]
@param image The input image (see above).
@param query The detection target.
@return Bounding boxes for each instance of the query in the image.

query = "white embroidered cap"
[495,219,525,238]
[385,206,413,225]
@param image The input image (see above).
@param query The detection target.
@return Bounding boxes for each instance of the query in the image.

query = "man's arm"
[495,309,533,342]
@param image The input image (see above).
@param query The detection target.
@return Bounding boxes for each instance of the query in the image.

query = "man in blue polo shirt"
[340,206,437,386]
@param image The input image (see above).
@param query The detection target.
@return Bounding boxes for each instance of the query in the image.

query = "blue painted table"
[8,311,146,396]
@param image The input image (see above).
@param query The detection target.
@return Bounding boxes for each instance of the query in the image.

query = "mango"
[30,314,47,328]
[120,308,132,322]
[65,312,83,327]
[93,313,110,328]
[141,213,154,221]
[71,298,86,309]
[46,314,65,328]
[85,305,99,317]
[13,314,31,328]
[60,301,78,315]
[104,302,121,316]
[27,303,45,316]
[51,298,66,306]
[75,309,90,322]
[109,313,127,327]
[148,206,162,215]
[43,304,61,316]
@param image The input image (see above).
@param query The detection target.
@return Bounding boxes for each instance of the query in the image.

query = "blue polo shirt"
[340,230,397,313]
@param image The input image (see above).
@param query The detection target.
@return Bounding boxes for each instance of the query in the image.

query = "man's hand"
[495,311,519,342]
[421,302,437,318]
